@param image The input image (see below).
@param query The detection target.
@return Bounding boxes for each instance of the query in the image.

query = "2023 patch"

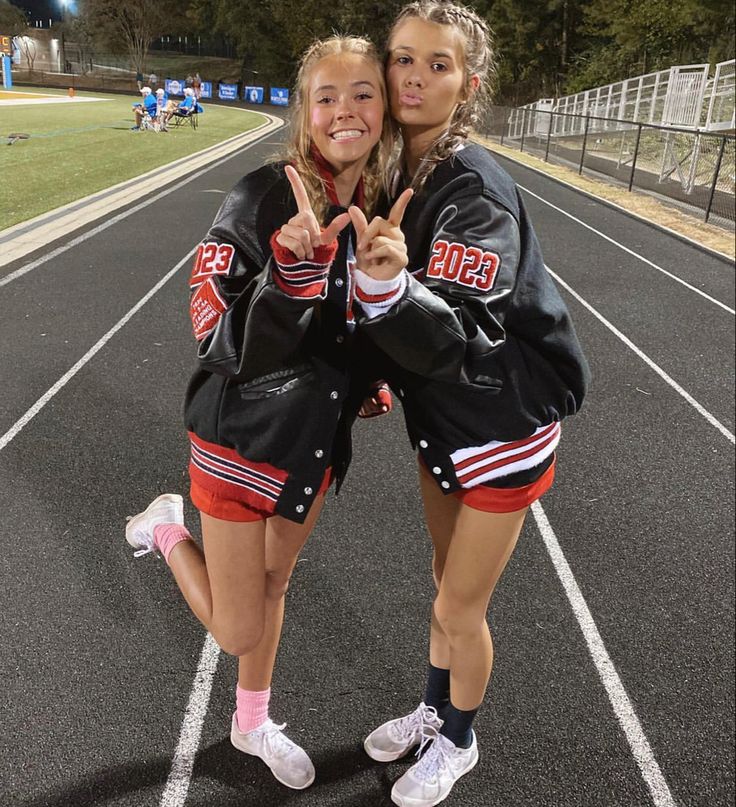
[426,239,500,292]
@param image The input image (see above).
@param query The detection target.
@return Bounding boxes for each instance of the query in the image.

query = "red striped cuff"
[269,231,337,298]
[353,267,407,318]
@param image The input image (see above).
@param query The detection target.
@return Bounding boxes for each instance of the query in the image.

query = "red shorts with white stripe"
[188,432,331,522]
[455,454,555,513]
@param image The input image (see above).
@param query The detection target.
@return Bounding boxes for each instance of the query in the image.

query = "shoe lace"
[127,516,155,558]
[261,722,298,759]
[391,704,441,747]
[412,734,453,783]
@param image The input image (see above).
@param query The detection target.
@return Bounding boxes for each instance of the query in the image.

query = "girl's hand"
[348,189,413,281]
[276,165,350,260]
[358,382,392,418]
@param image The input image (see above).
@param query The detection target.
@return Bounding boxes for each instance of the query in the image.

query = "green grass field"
[0,89,265,229]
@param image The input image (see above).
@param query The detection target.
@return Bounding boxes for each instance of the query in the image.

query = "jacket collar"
[310,146,365,210]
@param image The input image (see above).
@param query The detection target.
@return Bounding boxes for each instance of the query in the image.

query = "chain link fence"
[481,105,735,229]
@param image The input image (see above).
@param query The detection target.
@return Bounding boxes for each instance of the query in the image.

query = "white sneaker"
[230,714,316,790]
[125,493,184,558]
[364,702,444,762]
[391,731,478,807]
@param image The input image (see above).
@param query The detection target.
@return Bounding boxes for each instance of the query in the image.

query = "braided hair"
[387,0,497,191]
[285,36,395,224]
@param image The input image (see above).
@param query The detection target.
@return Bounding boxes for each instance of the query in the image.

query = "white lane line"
[0,241,222,802]
[0,248,195,453]
[520,184,735,316]
[532,502,677,807]
[0,124,277,288]
[548,263,735,445]
[160,633,221,807]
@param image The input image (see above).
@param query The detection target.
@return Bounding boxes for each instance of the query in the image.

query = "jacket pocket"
[238,364,316,399]
[468,374,503,392]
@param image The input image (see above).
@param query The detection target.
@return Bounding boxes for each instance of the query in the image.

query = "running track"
[0,122,733,807]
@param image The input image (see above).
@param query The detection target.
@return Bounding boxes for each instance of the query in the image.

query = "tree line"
[2,0,733,103]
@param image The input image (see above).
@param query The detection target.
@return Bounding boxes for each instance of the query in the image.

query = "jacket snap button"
[296,504,305,513]
[330,391,339,400]
[304,487,313,495]
[336,335,344,343]
[432,466,441,474]
[314,449,324,458]
[419,440,428,448]
[335,278,344,287]
[441,481,450,489]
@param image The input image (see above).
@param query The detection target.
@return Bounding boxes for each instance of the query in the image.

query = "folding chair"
[170,109,198,130]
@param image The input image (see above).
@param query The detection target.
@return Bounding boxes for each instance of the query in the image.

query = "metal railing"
[483,105,735,227]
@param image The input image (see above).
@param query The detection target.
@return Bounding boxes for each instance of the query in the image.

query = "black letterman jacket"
[353,143,590,493]
[184,161,367,523]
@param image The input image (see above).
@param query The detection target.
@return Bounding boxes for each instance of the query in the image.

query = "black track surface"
[0,133,733,807]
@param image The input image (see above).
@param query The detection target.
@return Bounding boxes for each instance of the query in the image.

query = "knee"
[433,595,484,642]
[432,553,445,589]
[214,623,265,657]
[264,569,291,602]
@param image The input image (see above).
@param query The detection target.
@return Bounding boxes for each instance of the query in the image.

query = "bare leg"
[435,504,527,709]
[238,493,327,690]
[418,463,460,670]
[165,515,267,656]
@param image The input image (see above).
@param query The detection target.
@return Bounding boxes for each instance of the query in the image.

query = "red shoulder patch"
[190,242,235,288]
[426,239,500,292]
[190,277,227,340]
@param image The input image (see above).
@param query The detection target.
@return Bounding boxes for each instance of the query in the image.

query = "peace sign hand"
[348,188,413,281]
[275,165,350,261]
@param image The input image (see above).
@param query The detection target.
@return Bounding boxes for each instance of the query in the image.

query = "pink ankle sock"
[236,685,271,733]
[153,524,192,564]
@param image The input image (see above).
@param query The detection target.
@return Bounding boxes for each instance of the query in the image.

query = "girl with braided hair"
[348,3,590,804]
[125,35,406,790]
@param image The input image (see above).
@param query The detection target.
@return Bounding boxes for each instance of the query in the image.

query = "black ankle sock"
[439,703,479,749]
[423,664,451,715]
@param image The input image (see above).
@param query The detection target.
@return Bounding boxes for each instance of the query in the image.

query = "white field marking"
[520,184,735,316]
[0,96,106,106]
[0,248,195,453]
[160,633,221,807]
[0,121,280,285]
[531,502,677,807]
[548,263,735,445]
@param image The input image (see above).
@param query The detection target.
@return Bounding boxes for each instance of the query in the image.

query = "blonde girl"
[125,35,401,790]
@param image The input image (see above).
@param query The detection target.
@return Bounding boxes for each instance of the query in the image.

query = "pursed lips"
[399,92,423,106]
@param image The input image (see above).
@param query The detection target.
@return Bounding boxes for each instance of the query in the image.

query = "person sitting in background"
[154,88,169,129]
[131,86,157,130]
[162,87,202,125]
[149,72,158,90]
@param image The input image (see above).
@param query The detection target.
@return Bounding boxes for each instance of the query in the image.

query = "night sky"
[13,1,65,23]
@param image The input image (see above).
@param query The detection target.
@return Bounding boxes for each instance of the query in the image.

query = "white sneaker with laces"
[364,702,444,762]
[230,714,316,790]
[391,731,478,807]
[125,493,184,558]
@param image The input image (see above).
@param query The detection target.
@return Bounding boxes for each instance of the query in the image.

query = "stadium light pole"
[59,0,68,72]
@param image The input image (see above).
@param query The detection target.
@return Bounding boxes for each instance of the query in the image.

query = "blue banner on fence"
[218,83,239,101]
[270,87,289,106]
[200,81,213,99]
[165,79,185,96]
[244,86,264,104]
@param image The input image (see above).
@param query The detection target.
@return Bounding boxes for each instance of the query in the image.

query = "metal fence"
[482,105,735,227]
